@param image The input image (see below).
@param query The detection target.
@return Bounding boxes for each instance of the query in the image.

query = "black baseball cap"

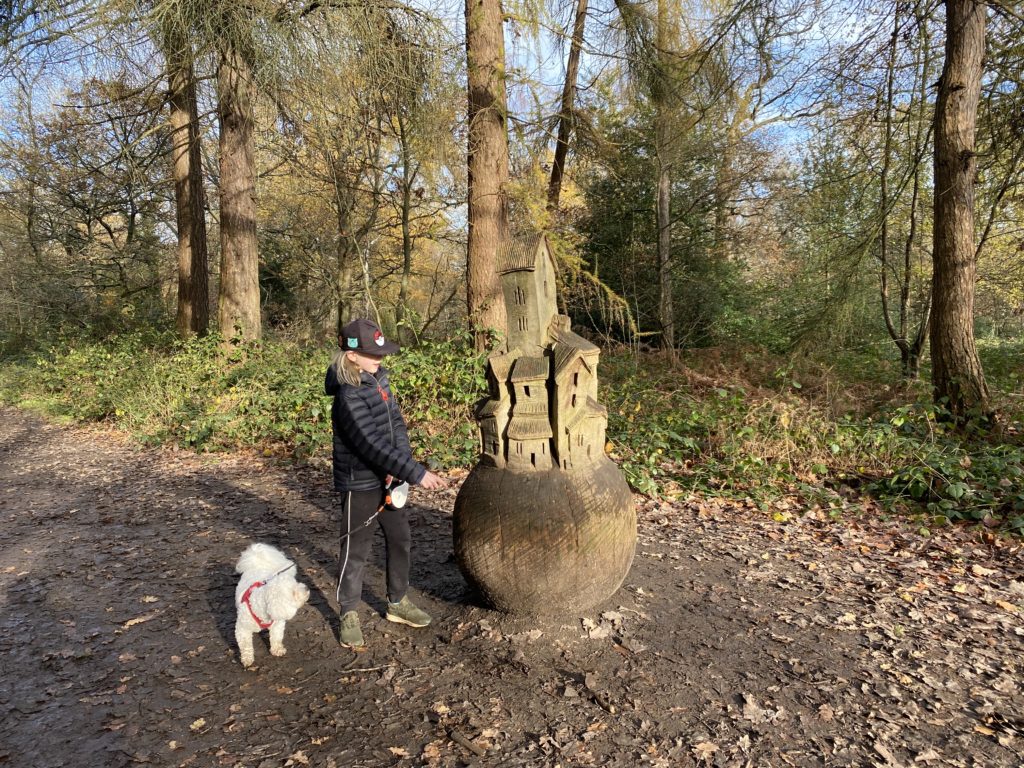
[339,318,400,355]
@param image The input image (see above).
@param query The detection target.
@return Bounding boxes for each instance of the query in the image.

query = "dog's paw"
[240,655,255,668]
[270,646,287,657]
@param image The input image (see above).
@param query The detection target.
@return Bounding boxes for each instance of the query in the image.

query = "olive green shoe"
[385,596,431,628]
[339,610,364,648]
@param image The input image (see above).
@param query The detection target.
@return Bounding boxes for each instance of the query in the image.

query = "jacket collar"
[359,368,388,386]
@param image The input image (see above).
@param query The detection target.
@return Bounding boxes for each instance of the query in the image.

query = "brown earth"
[1,407,1022,768]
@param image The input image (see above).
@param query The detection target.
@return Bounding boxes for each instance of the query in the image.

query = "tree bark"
[216,40,261,341]
[396,110,416,344]
[465,0,509,350]
[546,0,588,212]
[930,0,989,419]
[335,204,356,335]
[167,35,209,338]
[655,0,674,355]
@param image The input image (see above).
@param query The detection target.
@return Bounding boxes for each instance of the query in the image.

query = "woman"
[325,317,446,648]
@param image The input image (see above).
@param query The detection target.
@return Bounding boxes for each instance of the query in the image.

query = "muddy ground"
[1,407,1023,768]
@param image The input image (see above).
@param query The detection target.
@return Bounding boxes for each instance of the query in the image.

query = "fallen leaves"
[5,408,1024,768]
[121,610,160,629]
[691,741,718,762]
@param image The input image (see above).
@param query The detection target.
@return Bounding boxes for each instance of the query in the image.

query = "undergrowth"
[2,332,1023,532]
[0,331,487,470]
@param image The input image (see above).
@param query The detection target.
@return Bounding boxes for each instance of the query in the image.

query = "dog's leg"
[235,617,256,668]
[268,621,287,657]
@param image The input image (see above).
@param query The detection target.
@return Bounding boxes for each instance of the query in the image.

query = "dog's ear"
[294,585,309,603]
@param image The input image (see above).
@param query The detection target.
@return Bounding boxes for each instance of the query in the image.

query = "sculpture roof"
[476,398,506,418]
[497,234,547,274]
[508,415,554,439]
[553,344,594,376]
[510,355,550,383]
[551,324,599,354]
[566,397,607,430]
[551,325,600,374]
[514,401,548,416]
[488,349,517,380]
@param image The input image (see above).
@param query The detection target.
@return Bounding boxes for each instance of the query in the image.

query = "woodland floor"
[1,407,1023,768]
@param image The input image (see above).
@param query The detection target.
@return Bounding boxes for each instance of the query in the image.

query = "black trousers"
[337,489,411,615]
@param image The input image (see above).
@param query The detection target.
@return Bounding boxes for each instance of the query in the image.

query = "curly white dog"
[234,543,310,668]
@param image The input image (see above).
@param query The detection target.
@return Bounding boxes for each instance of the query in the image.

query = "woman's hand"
[419,471,447,490]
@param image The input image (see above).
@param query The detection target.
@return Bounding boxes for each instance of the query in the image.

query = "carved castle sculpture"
[454,232,635,614]
[475,234,608,473]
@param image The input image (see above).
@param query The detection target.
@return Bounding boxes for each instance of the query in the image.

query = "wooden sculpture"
[453,234,637,614]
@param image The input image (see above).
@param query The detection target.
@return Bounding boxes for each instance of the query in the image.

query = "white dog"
[234,543,310,668]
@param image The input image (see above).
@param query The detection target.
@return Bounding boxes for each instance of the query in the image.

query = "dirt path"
[1,407,1022,768]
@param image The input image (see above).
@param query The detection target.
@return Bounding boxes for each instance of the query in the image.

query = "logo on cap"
[347,337,358,349]
[374,331,385,347]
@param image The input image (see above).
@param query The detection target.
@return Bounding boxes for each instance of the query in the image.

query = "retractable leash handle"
[384,480,409,510]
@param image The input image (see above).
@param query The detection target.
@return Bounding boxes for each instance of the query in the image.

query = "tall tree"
[930,0,990,419]
[614,0,682,353]
[164,27,209,337]
[653,0,674,354]
[216,33,261,341]
[876,2,935,378]
[465,0,509,349]
[546,0,588,212]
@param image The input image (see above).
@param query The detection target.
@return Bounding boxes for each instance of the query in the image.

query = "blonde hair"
[331,349,364,386]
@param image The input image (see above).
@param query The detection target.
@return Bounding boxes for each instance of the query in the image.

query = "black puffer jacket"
[325,364,427,492]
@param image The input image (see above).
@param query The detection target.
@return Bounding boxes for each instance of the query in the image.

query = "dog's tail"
[235,542,290,574]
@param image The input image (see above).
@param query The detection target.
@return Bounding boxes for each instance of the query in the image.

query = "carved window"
[573,371,579,387]
[571,393,577,408]
[514,285,526,305]
[577,433,584,446]
[517,316,529,331]
[524,385,530,398]
[516,442,523,454]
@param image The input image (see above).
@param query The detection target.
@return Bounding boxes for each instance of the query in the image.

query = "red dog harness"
[241,581,273,629]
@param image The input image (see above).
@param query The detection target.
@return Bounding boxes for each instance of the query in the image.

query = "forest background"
[1,0,1023,532]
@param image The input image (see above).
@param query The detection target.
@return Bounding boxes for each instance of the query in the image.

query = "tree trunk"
[330,153,358,335]
[396,111,416,344]
[655,0,674,355]
[465,0,509,350]
[656,151,673,352]
[216,40,261,341]
[167,35,209,338]
[335,207,356,336]
[546,0,588,212]
[930,0,989,420]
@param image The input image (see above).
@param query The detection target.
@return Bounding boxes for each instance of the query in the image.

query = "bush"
[599,350,1024,530]
[3,333,1023,532]
[0,332,487,468]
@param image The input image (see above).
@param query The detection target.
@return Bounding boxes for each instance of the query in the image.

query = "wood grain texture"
[453,458,636,614]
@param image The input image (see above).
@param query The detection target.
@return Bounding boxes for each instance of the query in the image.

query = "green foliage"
[387,331,490,468]
[0,332,487,468]
[3,334,1023,533]
[599,349,1024,531]
[576,107,758,348]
